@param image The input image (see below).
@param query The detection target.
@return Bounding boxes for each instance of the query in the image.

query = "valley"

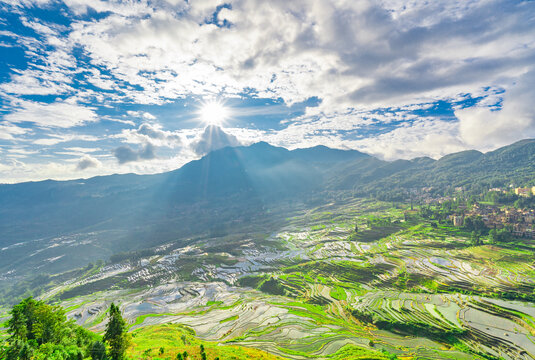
[2,140,535,359]
[3,198,534,359]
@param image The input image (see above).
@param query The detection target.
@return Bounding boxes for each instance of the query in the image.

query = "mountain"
[0,142,366,280]
[1,138,534,282]
[331,139,535,195]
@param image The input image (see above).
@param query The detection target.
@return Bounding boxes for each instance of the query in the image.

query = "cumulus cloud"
[352,119,465,160]
[76,155,101,170]
[1,0,535,182]
[2,0,535,112]
[456,69,535,150]
[54,0,533,109]
[190,125,242,155]
[115,123,182,147]
[126,111,156,120]
[113,143,156,164]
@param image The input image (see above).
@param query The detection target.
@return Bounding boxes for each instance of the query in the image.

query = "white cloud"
[0,69,74,95]
[115,123,182,147]
[5,0,535,111]
[190,125,242,155]
[65,147,102,153]
[126,111,156,120]
[6,147,38,155]
[353,119,466,160]
[5,100,98,128]
[1,0,535,182]
[62,0,153,17]
[76,154,101,170]
[32,133,100,145]
[58,0,535,109]
[113,143,156,164]
[0,122,30,140]
[456,69,535,150]
[0,152,194,183]
[3,0,532,112]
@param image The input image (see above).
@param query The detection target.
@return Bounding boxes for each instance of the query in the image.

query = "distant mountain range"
[0,142,368,244]
[1,137,534,279]
[329,138,535,197]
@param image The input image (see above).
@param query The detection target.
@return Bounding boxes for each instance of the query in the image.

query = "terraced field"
[23,199,535,359]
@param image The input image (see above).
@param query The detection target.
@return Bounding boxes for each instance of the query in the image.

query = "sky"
[0,0,534,183]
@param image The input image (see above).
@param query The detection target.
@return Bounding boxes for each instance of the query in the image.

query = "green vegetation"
[127,324,283,360]
[258,277,286,296]
[103,303,130,360]
[219,315,238,323]
[0,297,98,360]
[351,308,466,343]
[327,345,392,360]
[3,193,535,359]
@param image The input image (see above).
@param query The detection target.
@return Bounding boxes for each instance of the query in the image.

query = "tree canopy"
[1,297,98,360]
[103,303,129,360]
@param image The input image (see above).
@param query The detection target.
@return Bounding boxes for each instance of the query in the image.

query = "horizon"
[1,0,535,183]
[2,135,534,185]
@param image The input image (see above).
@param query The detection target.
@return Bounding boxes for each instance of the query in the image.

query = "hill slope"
[0,142,366,279]
[0,138,534,281]
[331,139,535,194]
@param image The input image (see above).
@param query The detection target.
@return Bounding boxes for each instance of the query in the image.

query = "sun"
[198,100,229,127]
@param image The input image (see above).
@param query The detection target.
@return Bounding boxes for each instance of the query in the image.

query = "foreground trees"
[0,298,130,360]
[0,297,97,360]
[103,303,130,360]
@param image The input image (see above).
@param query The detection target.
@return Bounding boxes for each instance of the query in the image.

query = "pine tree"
[90,341,106,360]
[103,303,130,360]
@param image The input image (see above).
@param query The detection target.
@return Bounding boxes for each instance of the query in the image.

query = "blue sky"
[0,0,534,183]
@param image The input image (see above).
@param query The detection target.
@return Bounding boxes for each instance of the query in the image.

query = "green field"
[2,198,535,359]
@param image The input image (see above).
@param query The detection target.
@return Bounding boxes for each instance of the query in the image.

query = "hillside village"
[414,186,535,239]
[514,186,535,197]
[464,204,535,238]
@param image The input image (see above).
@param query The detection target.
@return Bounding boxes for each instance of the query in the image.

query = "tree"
[103,303,130,360]
[489,228,513,243]
[2,339,34,360]
[6,297,67,345]
[1,297,98,360]
[90,341,107,360]
[470,231,482,246]
[463,215,488,234]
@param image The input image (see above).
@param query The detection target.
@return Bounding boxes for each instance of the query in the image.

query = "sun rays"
[198,100,230,127]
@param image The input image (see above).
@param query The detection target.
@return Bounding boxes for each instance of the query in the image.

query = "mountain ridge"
[1,138,534,279]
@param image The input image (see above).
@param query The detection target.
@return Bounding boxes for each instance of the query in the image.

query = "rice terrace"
[2,0,535,359]
[4,193,535,359]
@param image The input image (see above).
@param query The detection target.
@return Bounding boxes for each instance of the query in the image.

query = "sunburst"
[198,100,230,127]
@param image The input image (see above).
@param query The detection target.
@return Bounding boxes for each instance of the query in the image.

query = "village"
[457,186,535,238]
[463,203,535,238]
[413,186,535,239]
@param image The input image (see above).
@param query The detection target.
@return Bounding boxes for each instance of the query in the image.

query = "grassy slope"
[128,323,284,360]
[128,324,391,360]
